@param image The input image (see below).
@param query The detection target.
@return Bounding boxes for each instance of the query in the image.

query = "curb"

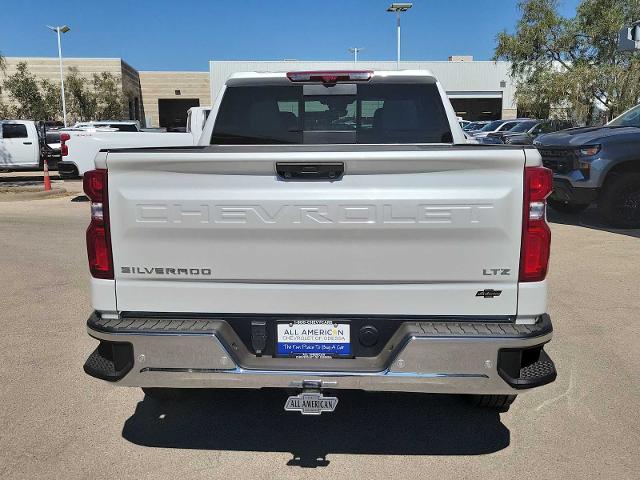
[0,187,68,202]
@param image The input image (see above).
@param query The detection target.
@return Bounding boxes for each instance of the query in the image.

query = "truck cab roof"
[225,70,439,85]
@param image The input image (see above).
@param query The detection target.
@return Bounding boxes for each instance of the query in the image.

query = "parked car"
[81,69,556,414]
[535,103,640,227]
[0,120,42,170]
[502,120,575,145]
[487,119,541,143]
[471,118,529,139]
[463,120,490,132]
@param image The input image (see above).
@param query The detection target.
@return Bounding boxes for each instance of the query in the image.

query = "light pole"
[387,3,412,70]
[348,47,364,63]
[46,25,70,127]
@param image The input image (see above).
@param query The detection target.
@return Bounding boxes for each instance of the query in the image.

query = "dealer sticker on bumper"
[277,320,350,357]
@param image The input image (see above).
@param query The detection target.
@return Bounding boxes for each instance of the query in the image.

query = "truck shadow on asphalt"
[122,389,509,467]
[547,208,640,238]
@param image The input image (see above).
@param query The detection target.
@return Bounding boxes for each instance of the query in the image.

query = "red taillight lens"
[519,167,552,282]
[83,168,106,202]
[527,166,553,202]
[83,169,113,279]
[60,132,70,157]
[87,222,111,278]
[286,70,373,83]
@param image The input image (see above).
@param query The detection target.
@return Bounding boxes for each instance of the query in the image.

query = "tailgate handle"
[276,162,344,181]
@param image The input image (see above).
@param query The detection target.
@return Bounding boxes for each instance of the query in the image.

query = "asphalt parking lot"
[0,185,638,479]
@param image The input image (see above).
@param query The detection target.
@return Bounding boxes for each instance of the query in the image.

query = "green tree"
[64,67,97,121]
[1,62,65,121]
[92,72,126,119]
[0,50,9,117]
[40,78,62,120]
[0,60,126,122]
[2,62,47,120]
[64,68,127,122]
[495,0,640,123]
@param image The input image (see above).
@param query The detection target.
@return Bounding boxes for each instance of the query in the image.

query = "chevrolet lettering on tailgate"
[135,203,495,226]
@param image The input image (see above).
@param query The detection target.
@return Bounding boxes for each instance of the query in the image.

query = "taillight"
[286,70,372,83]
[84,169,113,279]
[519,167,553,282]
[60,132,70,156]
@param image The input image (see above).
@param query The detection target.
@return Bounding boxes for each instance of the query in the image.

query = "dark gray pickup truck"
[535,103,640,228]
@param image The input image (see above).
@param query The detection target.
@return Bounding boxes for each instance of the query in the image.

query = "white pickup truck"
[57,107,210,177]
[0,120,42,169]
[82,70,556,414]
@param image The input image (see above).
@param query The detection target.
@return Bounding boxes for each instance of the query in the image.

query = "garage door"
[447,91,503,121]
[158,98,200,131]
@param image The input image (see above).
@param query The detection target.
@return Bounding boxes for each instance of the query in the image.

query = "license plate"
[277,320,351,357]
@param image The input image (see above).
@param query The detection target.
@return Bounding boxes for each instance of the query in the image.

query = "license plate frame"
[276,320,352,358]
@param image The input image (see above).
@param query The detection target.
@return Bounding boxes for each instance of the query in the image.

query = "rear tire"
[468,394,517,411]
[599,172,640,228]
[142,387,191,401]
[547,198,589,214]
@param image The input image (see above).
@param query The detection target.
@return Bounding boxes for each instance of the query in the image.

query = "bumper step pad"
[83,341,133,382]
[498,347,557,389]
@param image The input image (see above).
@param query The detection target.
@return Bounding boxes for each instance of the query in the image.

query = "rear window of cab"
[211,83,453,145]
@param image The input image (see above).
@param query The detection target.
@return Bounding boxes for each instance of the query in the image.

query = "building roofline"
[209,60,509,64]
[120,59,138,71]
[5,56,125,61]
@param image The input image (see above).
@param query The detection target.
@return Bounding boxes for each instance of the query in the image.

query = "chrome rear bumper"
[85,313,555,395]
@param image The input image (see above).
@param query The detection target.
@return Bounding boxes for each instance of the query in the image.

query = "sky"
[0,0,582,71]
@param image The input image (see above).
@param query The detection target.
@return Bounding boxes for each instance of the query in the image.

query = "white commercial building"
[209,59,517,121]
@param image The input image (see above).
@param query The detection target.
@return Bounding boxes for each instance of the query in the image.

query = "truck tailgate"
[106,146,525,316]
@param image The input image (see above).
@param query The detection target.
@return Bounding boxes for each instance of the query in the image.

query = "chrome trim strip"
[140,367,489,379]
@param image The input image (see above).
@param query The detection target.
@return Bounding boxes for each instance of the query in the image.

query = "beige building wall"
[0,57,143,122]
[139,71,211,127]
[502,108,518,119]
